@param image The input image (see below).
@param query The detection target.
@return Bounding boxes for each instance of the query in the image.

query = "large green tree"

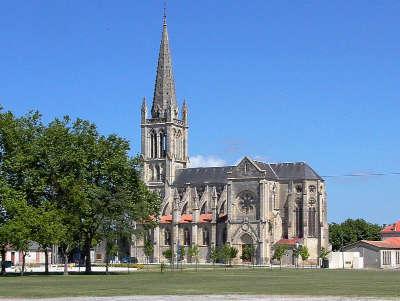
[329,219,382,251]
[0,108,161,275]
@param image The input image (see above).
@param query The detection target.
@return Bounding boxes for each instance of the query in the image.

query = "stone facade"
[134,14,329,264]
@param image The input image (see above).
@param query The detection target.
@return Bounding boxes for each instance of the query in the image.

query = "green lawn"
[0,268,399,298]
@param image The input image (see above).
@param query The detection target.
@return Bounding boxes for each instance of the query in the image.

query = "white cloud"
[189,155,227,168]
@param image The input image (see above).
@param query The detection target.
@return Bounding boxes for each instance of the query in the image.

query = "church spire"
[151,11,177,119]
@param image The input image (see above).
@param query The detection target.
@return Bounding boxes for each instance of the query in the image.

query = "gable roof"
[173,159,323,186]
[174,166,234,186]
[256,161,323,181]
[361,237,400,249]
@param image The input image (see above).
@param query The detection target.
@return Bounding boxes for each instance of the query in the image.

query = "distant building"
[343,238,400,269]
[132,12,329,265]
[4,243,51,266]
[381,220,400,239]
[343,220,400,269]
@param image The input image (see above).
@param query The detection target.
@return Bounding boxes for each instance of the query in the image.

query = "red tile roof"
[160,213,213,224]
[180,214,193,223]
[160,215,172,224]
[381,220,400,234]
[362,237,400,249]
[276,238,302,246]
[200,213,213,223]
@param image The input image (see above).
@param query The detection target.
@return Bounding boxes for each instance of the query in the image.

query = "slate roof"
[256,161,323,181]
[173,161,322,187]
[174,166,234,186]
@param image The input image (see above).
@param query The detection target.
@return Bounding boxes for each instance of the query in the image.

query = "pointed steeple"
[141,97,147,122]
[151,12,177,119]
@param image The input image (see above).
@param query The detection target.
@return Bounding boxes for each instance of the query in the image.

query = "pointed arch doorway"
[240,233,255,263]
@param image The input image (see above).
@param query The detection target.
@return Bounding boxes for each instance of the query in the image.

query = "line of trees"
[329,219,382,251]
[0,107,161,275]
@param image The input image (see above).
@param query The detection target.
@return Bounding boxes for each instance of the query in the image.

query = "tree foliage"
[329,219,382,251]
[299,245,310,262]
[0,107,161,274]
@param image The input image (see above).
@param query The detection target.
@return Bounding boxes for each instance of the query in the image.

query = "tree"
[0,181,26,275]
[31,203,67,274]
[221,244,238,267]
[2,198,35,276]
[0,108,161,275]
[144,239,154,263]
[319,247,330,261]
[162,248,173,263]
[187,244,200,271]
[209,246,219,269]
[273,245,287,269]
[298,245,310,267]
[329,219,382,251]
[240,244,255,264]
[40,117,160,274]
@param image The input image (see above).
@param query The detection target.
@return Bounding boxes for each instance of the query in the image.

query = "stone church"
[134,14,329,264]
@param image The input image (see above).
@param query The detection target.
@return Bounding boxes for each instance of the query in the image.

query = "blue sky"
[1,1,399,224]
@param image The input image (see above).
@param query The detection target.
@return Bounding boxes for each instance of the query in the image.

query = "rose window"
[238,191,256,214]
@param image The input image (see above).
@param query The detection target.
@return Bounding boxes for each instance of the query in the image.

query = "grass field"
[0,268,399,298]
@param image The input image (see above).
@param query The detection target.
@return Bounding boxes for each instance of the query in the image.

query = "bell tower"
[141,13,189,190]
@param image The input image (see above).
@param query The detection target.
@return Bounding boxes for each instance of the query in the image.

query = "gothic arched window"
[164,229,171,246]
[222,227,227,244]
[202,228,210,246]
[181,203,188,215]
[308,207,316,237]
[200,202,206,214]
[184,228,191,246]
[219,201,226,215]
[295,206,304,238]
[160,131,166,158]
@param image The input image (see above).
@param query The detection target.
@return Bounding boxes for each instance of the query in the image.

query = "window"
[200,202,206,214]
[238,191,256,214]
[181,203,188,215]
[396,251,400,265]
[160,131,167,158]
[219,201,226,215]
[164,229,171,246]
[382,250,391,265]
[295,207,303,238]
[202,229,210,246]
[184,228,191,246]
[222,227,227,244]
[308,207,316,237]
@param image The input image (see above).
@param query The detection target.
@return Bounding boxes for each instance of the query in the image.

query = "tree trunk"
[44,248,49,274]
[1,246,6,275]
[21,252,26,276]
[84,239,92,274]
[63,252,69,275]
[105,255,109,275]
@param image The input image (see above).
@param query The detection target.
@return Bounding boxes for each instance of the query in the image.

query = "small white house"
[343,237,400,269]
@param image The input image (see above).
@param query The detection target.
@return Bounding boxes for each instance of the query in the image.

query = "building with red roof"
[381,220,400,239]
[343,228,400,269]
